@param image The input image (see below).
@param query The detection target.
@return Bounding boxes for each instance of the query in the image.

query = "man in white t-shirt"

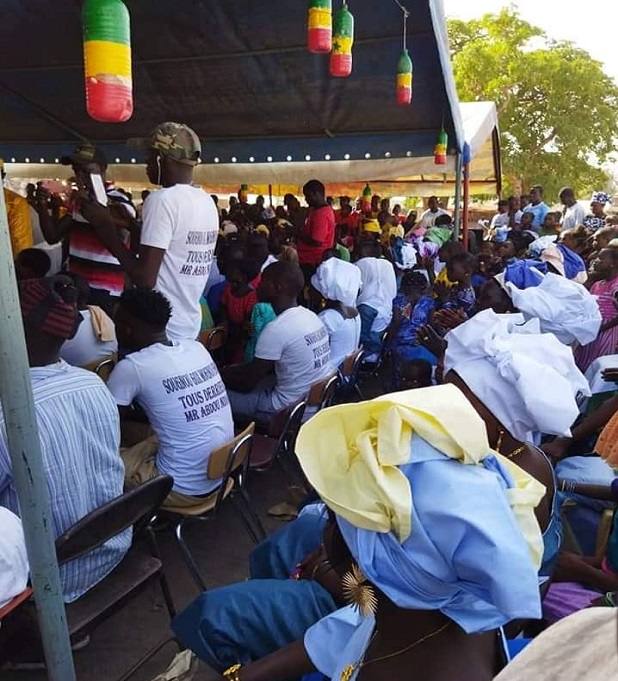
[107,289,234,506]
[80,122,218,341]
[559,187,586,231]
[355,241,397,363]
[222,261,334,424]
[417,196,450,230]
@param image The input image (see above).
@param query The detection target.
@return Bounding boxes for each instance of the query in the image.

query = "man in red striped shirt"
[35,143,137,315]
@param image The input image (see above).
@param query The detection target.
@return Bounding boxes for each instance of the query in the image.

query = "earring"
[341,563,378,617]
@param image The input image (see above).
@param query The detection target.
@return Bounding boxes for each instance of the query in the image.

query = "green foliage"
[448,7,618,200]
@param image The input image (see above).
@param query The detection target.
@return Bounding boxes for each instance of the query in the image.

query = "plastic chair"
[307,371,340,412]
[0,587,33,621]
[336,348,365,402]
[54,475,176,680]
[163,423,266,591]
[250,401,307,484]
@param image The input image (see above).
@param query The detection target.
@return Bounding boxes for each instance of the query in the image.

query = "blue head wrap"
[556,244,586,281]
[502,260,548,289]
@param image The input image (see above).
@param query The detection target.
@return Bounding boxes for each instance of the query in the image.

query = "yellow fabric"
[4,189,33,255]
[87,305,116,342]
[84,40,132,78]
[296,383,545,566]
[389,225,405,239]
[255,224,270,235]
[435,267,455,288]
[363,219,380,234]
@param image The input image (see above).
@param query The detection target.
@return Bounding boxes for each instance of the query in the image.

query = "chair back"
[206,423,255,514]
[307,372,339,410]
[207,423,255,481]
[199,326,227,353]
[55,475,174,566]
[341,348,364,379]
[276,400,306,456]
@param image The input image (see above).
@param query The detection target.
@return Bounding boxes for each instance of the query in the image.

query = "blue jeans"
[358,304,382,356]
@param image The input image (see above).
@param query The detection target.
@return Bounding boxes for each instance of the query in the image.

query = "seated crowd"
[2,124,618,680]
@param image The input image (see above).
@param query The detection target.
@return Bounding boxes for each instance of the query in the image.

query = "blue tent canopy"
[0,0,463,166]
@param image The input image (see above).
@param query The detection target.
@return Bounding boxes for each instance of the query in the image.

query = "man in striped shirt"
[0,276,130,603]
[34,143,138,316]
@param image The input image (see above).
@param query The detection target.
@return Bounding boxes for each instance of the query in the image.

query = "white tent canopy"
[5,102,500,199]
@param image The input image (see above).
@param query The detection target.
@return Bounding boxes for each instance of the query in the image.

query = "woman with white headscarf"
[207,312,587,681]
[311,258,362,368]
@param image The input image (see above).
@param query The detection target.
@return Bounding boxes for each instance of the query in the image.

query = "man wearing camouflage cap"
[82,122,218,341]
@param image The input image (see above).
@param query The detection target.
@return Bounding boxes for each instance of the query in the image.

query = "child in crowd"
[398,358,433,390]
[538,212,560,238]
[496,239,518,268]
[221,258,262,363]
[442,251,477,315]
[14,248,51,280]
[389,271,437,386]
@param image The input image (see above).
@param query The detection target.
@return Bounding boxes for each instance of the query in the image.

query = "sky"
[443,0,618,84]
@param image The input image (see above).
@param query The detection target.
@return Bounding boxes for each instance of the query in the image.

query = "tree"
[448,7,618,200]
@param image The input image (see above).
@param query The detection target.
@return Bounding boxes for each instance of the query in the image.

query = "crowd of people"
[1,121,618,680]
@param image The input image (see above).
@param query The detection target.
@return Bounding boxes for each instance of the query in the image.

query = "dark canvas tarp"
[0,0,464,166]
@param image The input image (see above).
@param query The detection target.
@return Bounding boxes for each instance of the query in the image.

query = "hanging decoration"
[307,0,333,54]
[330,2,354,78]
[396,50,413,106]
[239,184,249,203]
[361,183,372,213]
[82,0,133,123]
[394,1,412,105]
[434,129,448,165]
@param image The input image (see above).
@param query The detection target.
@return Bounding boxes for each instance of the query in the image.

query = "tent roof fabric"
[0,0,464,165]
[5,102,501,197]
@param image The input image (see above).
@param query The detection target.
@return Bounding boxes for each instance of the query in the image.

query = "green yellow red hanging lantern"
[361,183,372,213]
[396,49,413,106]
[239,184,249,203]
[434,129,448,165]
[307,0,332,53]
[82,0,133,123]
[330,2,354,78]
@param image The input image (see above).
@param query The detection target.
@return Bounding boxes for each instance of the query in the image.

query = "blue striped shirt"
[0,361,131,603]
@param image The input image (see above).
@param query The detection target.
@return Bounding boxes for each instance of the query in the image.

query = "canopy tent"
[0,0,465,186]
[5,101,500,199]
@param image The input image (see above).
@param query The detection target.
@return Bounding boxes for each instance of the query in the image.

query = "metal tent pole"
[0,188,76,680]
[453,151,462,240]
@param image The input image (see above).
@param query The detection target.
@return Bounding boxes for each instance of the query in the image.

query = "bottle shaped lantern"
[361,183,372,213]
[434,130,448,165]
[307,0,332,53]
[396,49,413,106]
[82,0,133,123]
[330,3,354,78]
[239,184,249,204]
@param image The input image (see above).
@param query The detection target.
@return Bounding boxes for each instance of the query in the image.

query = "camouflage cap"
[128,122,201,165]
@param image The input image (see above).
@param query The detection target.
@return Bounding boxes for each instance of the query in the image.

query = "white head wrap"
[444,309,590,441]
[506,273,602,346]
[311,258,362,307]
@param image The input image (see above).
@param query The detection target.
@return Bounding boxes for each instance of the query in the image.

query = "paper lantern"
[396,49,413,106]
[434,129,448,165]
[330,3,354,78]
[361,183,372,213]
[239,184,249,203]
[307,0,332,53]
[82,0,133,123]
